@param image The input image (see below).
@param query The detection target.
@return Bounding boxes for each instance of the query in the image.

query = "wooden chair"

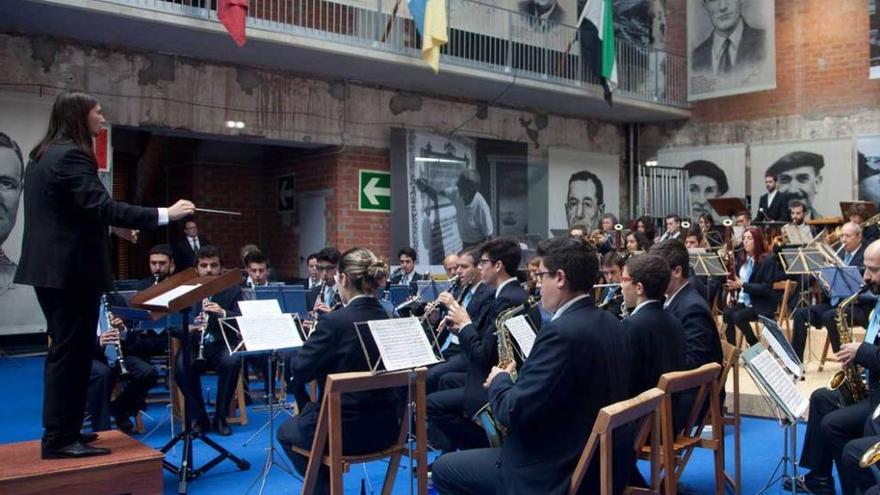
[736,281,795,349]
[719,342,742,495]
[170,337,248,426]
[569,388,665,495]
[639,363,724,495]
[292,368,429,495]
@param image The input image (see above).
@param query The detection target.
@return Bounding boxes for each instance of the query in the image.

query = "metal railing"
[102,0,688,107]
[638,165,692,220]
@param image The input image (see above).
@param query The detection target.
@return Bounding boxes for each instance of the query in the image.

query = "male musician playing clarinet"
[432,236,633,495]
[173,245,242,436]
[306,247,341,314]
[788,240,880,495]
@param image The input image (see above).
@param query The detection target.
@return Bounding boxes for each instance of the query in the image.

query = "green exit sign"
[358,170,391,213]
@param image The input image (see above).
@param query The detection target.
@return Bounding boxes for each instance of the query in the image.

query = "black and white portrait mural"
[547,147,619,236]
[859,136,880,204]
[657,144,746,221]
[750,138,854,220]
[687,0,776,101]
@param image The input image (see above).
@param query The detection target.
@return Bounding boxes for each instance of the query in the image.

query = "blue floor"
[0,356,812,494]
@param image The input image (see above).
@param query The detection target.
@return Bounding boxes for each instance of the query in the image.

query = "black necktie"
[719,38,732,74]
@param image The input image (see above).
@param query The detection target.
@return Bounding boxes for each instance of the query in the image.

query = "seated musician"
[87,310,158,433]
[656,213,682,242]
[137,243,176,288]
[635,215,657,243]
[685,230,722,306]
[243,251,270,288]
[848,205,879,244]
[389,246,427,291]
[443,253,459,279]
[428,238,527,454]
[598,251,625,317]
[173,245,242,436]
[125,244,176,360]
[787,200,817,241]
[431,235,633,495]
[276,248,401,495]
[790,240,880,495]
[721,227,784,347]
[650,239,723,369]
[625,231,651,255]
[791,222,867,361]
[698,213,724,248]
[306,247,342,313]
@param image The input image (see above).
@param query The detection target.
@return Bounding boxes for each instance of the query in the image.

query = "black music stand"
[708,197,749,220]
[691,252,729,304]
[130,268,250,494]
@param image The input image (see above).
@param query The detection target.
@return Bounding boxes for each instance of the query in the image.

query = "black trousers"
[276,401,400,495]
[35,287,101,450]
[792,303,867,361]
[432,447,500,495]
[800,388,869,479]
[87,355,158,431]
[174,339,241,424]
[841,432,880,495]
[723,303,761,346]
[426,387,489,453]
[87,360,115,432]
[427,354,467,394]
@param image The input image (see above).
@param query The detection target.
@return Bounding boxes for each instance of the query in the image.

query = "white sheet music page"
[752,349,808,419]
[236,315,304,352]
[367,317,439,371]
[504,315,536,358]
[762,324,802,379]
[238,299,283,317]
[144,284,202,307]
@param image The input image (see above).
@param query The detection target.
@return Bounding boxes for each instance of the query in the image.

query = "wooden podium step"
[0,430,164,495]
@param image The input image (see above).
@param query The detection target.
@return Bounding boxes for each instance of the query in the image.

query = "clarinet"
[101,294,131,379]
[195,297,210,362]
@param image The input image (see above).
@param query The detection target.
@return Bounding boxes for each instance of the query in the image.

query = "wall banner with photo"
[750,138,855,220]
[859,135,880,204]
[0,91,53,335]
[547,147,619,237]
[687,0,776,101]
[657,144,746,221]
[871,0,879,79]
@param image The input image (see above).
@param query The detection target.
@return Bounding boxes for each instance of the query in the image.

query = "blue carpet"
[0,356,816,494]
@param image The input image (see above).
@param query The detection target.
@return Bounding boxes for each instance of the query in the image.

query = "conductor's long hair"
[31,92,99,162]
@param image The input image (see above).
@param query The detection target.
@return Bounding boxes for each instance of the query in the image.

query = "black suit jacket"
[625,301,687,397]
[738,254,783,317]
[292,296,400,413]
[15,145,159,291]
[489,297,632,495]
[195,284,242,346]
[305,283,341,310]
[459,280,528,418]
[691,21,766,73]
[665,283,723,370]
[173,237,209,270]
[758,191,788,221]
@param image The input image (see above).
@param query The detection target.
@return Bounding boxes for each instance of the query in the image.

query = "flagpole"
[558,3,588,75]
[381,0,403,43]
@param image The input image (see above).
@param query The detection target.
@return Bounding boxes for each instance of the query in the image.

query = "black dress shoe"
[42,441,111,459]
[213,417,232,436]
[782,473,835,494]
[79,432,99,443]
[116,416,134,434]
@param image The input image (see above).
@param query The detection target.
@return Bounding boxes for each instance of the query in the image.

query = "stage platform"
[0,430,164,495]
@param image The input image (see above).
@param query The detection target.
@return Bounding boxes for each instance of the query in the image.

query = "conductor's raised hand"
[168,199,196,221]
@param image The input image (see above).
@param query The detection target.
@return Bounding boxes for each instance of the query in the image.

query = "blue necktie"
[462,289,474,311]
[831,252,854,306]
[866,300,880,346]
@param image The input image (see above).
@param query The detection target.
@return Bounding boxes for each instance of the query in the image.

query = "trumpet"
[101,294,131,379]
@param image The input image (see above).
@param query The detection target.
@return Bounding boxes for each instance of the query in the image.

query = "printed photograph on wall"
[858,135,880,204]
[687,0,776,101]
[750,138,855,220]
[657,144,747,221]
[547,147,619,237]
[0,91,53,335]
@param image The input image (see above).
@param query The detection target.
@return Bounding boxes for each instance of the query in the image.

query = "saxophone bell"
[826,285,871,403]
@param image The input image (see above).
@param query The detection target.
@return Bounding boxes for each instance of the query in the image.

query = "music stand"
[815,266,862,301]
[708,197,748,220]
[129,268,250,494]
[691,252,729,304]
[759,316,804,379]
[779,247,828,358]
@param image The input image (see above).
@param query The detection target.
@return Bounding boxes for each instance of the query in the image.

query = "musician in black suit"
[655,214,682,243]
[597,251,625,317]
[388,246,428,291]
[173,219,208,270]
[758,173,789,222]
[432,235,633,495]
[650,240,723,369]
[790,240,880,495]
[722,227,783,347]
[173,246,243,436]
[429,238,528,453]
[792,222,868,361]
[277,248,401,495]
[305,247,342,312]
[622,254,686,397]
[13,92,194,459]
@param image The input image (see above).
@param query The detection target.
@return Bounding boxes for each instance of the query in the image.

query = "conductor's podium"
[0,431,164,495]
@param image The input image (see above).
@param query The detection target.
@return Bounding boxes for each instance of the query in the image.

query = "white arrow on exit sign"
[363,177,390,206]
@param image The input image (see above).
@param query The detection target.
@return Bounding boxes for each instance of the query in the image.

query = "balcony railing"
[99,0,688,108]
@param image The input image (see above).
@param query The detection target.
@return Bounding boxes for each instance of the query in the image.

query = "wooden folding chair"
[719,342,742,495]
[226,365,249,426]
[170,337,249,426]
[639,363,724,495]
[569,388,665,495]
[292,368,429,495]
[773,280,797,340]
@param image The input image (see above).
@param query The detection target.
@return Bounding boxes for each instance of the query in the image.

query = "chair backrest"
[657,362,722,436]
[773,280,797,321]
[569,388,665,495]
[719,341,742,391]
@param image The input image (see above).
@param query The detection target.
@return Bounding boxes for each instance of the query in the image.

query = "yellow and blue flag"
[407,0,448,73]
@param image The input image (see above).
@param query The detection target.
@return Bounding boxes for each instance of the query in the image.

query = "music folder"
[758,316,803,379]
[815,266,863,299]
[742,344,808,423]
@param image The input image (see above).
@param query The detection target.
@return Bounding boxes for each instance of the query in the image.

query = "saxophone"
[826,285,870,403]
[473,295,541,447]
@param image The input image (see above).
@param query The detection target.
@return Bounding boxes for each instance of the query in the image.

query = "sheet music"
[761,323,802,379]
[238,299,283,317]
[751,349,809,419]
[235,315,304,352]
[144,284,202,307]
[504,315,537,358]
[783,224,812,245]
[368,317,439,371]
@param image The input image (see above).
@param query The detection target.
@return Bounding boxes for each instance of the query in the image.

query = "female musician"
[698,213,724,247]
[625,231,652,255]
[722,227,783,346]
[277,247,401,493]
[635,216,657,243]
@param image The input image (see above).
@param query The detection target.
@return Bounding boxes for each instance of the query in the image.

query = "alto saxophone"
[473,295,541,447]
[826,285,870,403]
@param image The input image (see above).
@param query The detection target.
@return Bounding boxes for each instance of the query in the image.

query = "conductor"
[14,92,195,459]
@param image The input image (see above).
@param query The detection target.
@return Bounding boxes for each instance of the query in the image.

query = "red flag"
[218,0,248,47]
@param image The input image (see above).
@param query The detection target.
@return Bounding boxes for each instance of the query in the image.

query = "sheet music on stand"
[759,316,803,379]
[815,266,863,299]
[779,248,827,275]
[503,315,537,358]
[354,317,441,372]
[220,314,306,355]
[690,253,729,277]
[782,224,813,246]
[742,344,809,423]
[238,299,283,317]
